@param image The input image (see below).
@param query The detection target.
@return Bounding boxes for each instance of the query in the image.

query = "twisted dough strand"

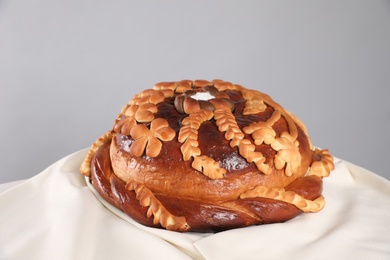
[214,108,272,175]
[240,185,325,213]
[126,181,189,231]
[307,148,335,178]
[80,131,113,176]
[178,109,226,179]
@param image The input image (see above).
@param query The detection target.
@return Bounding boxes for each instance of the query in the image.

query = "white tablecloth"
[1,150,390,260]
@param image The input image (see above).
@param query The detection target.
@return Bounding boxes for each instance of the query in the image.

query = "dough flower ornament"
[174,85,235,114]
[129,118,176,158]
[113,91,163,135]
[80,79,335,232]
[271,132,301,177]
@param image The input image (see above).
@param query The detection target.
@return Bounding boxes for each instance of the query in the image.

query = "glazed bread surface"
[81,80,334,232]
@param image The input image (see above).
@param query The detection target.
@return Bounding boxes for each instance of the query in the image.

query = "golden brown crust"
[81,79,334,232]
[90,142,324,232]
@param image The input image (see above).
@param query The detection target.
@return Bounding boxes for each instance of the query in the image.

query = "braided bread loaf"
[80,80,334,232]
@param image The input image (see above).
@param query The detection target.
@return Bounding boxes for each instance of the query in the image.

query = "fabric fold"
[1,150,390,260]
[0,150,192,260]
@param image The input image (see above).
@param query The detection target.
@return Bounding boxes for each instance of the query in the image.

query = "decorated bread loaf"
[80,79,334,232]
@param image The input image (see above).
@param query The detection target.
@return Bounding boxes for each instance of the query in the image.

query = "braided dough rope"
[240,87,304,177]
[307,148,335,178]
[81,80,336,232]
[178,109,226,179]
[240,185,325,213]
[214,108,272,175]
[212,82,303,177]
[178,109,212,160]
[125,180,189,231]
[80,131,113,176]
[94,81,330,180]
[153,79,307,178]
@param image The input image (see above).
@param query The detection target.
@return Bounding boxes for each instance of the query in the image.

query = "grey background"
[1,0,389,183]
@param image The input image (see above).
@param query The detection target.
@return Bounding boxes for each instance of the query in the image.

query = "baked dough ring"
[81,79,334,232]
